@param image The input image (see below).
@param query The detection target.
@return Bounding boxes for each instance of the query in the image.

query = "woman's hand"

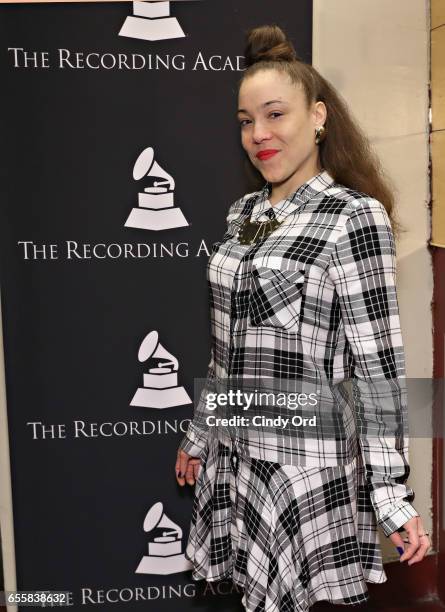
[388,515,431,564]
[175,448,202,486]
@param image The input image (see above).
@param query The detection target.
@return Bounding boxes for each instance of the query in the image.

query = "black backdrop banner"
[0,1,312,609]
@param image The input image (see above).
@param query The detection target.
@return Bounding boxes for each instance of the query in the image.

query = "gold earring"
[315,125,326,145]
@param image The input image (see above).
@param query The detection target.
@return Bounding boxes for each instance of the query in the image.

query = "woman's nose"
[252,123,272,143]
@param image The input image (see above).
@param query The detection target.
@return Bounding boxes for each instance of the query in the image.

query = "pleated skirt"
[184,435,388,612]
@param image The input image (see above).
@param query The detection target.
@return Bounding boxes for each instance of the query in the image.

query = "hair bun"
[244,24,300,68]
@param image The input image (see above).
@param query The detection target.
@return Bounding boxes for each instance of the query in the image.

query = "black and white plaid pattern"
[180,170,418,541]
[185,436,384,611]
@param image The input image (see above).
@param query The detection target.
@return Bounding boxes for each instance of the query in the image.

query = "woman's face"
[237,69,326,187]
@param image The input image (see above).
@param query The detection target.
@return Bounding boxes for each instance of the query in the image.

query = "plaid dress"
[180,170,418,611]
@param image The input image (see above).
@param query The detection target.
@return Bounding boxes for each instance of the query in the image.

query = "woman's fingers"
[399,530,419,562]
[185,461,195,485]
[399,517,419,562]
[407,535,431,565]
[388,529,405,552]
[185,459,201,485]
[175,449,190,486]
[175,449,201,486]
[407,518,432,565]
[399,517,431,564]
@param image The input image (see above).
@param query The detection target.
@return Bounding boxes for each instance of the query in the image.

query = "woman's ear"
[313,100,327,128]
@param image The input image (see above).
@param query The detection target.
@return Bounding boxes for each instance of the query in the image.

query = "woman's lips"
[256,150,279,160]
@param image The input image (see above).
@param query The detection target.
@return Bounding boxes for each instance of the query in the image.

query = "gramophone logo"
[124,146,189,231]
[119,1,185,42]
[130,330,192,409]
[136,501,192,575]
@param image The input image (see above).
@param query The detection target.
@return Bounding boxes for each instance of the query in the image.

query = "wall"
[313,0,432,563]
[431,0,445,246]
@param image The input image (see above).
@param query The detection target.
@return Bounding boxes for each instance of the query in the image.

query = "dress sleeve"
[178,347,215,458]
[327,197,419,537]
[178,197,243,457]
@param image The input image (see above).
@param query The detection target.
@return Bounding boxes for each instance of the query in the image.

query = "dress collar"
[250,169,336,222]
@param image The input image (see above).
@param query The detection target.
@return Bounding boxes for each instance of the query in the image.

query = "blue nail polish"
[397,546,404,555]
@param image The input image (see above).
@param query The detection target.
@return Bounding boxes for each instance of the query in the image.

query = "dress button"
[263,207,276,220]
[230,448,239,475]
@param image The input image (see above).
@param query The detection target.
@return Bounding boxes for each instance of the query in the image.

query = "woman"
[175,24,431,612]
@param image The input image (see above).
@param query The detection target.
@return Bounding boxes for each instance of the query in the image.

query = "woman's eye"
[239,113,282,127]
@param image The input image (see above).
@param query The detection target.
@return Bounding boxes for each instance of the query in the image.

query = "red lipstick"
[256,149,279,160]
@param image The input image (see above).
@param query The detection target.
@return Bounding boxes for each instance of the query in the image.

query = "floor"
[1,600,444,611]
[310,599,445,612]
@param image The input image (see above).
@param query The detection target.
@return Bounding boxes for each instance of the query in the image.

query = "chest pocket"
[248,266,305,333]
